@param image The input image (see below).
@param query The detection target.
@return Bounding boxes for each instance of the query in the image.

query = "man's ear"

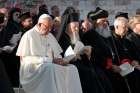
[38,23,41,27]
[116,26,118,29]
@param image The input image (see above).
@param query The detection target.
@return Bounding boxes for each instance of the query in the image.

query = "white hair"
[114,17,128,28]
[38,14,52,24]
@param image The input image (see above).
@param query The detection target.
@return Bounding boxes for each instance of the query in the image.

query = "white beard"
[70,31,80,45]
[96,26,111,38]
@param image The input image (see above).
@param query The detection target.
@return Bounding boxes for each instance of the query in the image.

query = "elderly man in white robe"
[16,14,83,93]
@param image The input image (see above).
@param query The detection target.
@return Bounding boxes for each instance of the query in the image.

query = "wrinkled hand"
[2,46,14,53]
[68,53,81,62]
[111,64,122,73]
[131,60,140,70]
[82,46,92,58]
[74,53,81,61]
[135,66,140,70]
[54,58,69,66]
[131,60,139,67]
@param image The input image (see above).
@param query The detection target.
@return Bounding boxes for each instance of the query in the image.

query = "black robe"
[106,32,140,93]
[0,21,21,87]
[81,29,111,68]
[82,29,129,93]
[82,29,115,93]
[126,32,140,61]
[59,31,113,93]
[0,59,15,93]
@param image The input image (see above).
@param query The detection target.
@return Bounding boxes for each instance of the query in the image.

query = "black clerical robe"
[0,22,21,87]
[126,32,140,61]
[107,32,140,93]
[0,59,15,93]
[59,31,113,93]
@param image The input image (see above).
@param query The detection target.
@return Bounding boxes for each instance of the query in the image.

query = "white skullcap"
[38,14,52,23]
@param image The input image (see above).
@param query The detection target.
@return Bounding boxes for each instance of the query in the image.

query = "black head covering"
[60,7,76,33]
[67,12,79,24]
[59,12,79,51]
[8,7,21,21]
[19,12,31,22]
[87,7,108,21]
[115,12,128,19]
[62,6,76,16]
[61,12,79,32]
[0,13,5,24]
[38,4,49,16]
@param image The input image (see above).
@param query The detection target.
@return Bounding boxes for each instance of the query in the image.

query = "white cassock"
[16,26,83,93]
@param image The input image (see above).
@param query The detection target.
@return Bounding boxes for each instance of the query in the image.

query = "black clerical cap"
[115,12,128,19]
[19,12,31,22]
[9,7,21,15]
[67,12,79,24]
[87,7,108,21]
[0,13,5,24]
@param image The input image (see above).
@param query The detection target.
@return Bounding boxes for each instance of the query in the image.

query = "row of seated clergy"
[58,10,113,93]
[81,8,140,93]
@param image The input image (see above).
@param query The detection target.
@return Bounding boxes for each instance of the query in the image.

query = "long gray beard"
[96,26,111,38]
[70,31,80,45]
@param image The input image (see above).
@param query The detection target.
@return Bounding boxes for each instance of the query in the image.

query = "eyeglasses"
[42,23,48,28]
[42,23,52,29]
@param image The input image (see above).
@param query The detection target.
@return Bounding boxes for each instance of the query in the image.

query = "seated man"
[59,9,112,93]
[16,14,82,93]
[0,12,15,93]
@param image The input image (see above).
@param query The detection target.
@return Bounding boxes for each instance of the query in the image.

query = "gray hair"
[38,14,52,24]
[114,17,128,28]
